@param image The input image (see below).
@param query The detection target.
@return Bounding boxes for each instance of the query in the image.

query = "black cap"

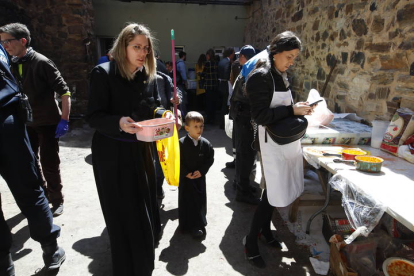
[236,45,256,60]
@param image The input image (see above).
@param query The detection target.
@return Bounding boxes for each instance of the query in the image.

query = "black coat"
[87,61,162,141]
[87,61,164,276]
[245,59,294,126]
[178,135,214,231]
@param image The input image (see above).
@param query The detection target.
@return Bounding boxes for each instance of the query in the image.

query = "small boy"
[179,111,214,238]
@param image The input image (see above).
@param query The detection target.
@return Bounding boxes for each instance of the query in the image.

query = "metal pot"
[355,156,384,173]
[341,149,367,160]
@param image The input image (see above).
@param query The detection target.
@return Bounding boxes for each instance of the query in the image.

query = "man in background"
[0,23,71,217]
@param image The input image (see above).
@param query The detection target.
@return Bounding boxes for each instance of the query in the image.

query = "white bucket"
[371,120,389,148]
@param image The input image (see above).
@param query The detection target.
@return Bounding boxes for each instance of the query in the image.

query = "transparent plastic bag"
[329,174,386,244]
[305,89,334,127]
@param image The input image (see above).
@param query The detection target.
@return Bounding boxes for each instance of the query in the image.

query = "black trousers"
[234,115,256,194]
[218,80,229,127]
[0,108,60,272]
[27,125,64,206]
[247,189,274,245]
[205,88,218,124]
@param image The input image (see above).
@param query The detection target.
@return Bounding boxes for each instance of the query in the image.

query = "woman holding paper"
[87,23,173,276]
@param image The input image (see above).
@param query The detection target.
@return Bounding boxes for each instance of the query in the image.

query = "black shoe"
[259,232,283,249]
[235,193,260,205]
[51,204,64,217]
[243,236,266,268]
[225,160,236,168]
[232,180,257,193]
[42,246,66,270]
[191,229,204,238]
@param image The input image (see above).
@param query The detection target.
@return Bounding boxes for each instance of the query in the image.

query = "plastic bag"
[224,114,233,139]
[305,89,334,127]
[156,125,180,186]
[329,174,386,244]
[344,237,378,276]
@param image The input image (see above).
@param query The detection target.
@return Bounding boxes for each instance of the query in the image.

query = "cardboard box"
[330,242,358,276]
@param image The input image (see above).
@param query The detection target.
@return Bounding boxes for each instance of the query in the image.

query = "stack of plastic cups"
[371,120,389,148]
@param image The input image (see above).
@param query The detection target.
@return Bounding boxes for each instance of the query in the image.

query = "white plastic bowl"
[135,118,175,142]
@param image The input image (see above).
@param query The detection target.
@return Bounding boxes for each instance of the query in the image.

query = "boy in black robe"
[179,111,214,238]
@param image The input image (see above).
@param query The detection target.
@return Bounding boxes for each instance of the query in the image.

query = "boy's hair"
[185,111,204,126]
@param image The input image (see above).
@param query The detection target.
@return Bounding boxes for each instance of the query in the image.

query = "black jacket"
[87,61,164,141]
[245,58,294,126]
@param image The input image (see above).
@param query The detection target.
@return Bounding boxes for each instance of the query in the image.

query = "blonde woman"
[87,23,173,276]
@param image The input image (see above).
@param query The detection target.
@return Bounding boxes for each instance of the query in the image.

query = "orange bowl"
[341,149,367,160]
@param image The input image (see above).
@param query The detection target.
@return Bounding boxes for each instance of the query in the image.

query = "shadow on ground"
[217,160,316,275]
[72,228,112,276]
[158,227,207,275]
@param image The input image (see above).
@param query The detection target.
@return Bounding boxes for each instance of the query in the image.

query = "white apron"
[258,88,304,207]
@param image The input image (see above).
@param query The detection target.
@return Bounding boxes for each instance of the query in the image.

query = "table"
[302,145,414,234]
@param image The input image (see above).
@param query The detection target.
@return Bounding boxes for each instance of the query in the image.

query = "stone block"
[350,52,365,68]
[322,30,329,41]
[380,53,408,70]
[352,19,368,36]
[394,85,414,95]
[411,63,414,76]
[389,29,401,40]
[397,4,414,28]
[329,32,338,41]
[368,93,376,100]
[339,29,347,41]
[398,37,414,50]
[317,68,326,80]
[292,9,303,22]
[401,97,414,109]
[371,73,394,85]
[328,6,335,20]
[356,38,365,50]
[364,42,392,53]
[346,4,353,15]
[337,81,349,90]
[312,20,319,31]
[375,87,390,100]
[365,102,377,112]
[370,2,377,11]
[309,7,319,15]
[371,15,384,32]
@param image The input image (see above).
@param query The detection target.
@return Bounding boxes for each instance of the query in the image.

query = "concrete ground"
[0,120,319,276]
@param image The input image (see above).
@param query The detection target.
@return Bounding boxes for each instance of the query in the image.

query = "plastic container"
[135,118,175,142]
[371,120,389,148]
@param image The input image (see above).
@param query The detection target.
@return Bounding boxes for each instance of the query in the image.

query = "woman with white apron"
[242,31,314,268]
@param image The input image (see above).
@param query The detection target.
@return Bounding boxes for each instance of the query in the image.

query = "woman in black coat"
[87,23,173,276]
[243,31,313,268]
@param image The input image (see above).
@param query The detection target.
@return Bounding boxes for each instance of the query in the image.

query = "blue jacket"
[0,44,19,109]
[241,47,269,80]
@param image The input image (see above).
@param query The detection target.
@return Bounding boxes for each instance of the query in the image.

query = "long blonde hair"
[109,23,156,81]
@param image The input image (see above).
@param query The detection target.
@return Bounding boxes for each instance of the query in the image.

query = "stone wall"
[0,0,95,116]
[244,0,414,121]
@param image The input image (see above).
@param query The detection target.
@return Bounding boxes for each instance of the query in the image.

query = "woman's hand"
[293,103,313,116]
[119,116,143,134]
[170,97,180,105]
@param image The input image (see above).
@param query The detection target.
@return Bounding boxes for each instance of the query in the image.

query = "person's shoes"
[235,192,260,205]
[259,232,283,249]
[42,245,66,270]
[157,188,165,199]
[243,235,266,268]
[233,180,258,193]
[51,204,64,217]
[191,229,204,238]
[225,160,236,168]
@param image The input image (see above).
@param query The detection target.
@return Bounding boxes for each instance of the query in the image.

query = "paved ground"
[0,120,319,276]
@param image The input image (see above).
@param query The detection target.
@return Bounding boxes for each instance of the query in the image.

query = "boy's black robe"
[178,135,214,232]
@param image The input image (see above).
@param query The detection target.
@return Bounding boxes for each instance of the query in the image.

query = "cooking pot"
[355,156,383,173]
[323,148,367,160]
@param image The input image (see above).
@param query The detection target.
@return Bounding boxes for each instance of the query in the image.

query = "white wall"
[93,0,248,69]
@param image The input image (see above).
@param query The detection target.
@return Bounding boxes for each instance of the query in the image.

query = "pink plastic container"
[135,118,175,142]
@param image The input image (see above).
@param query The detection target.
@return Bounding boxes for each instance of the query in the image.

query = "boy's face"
[185,120,204,140]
